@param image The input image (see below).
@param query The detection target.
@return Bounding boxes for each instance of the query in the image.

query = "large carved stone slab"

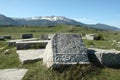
[3,35,11,39]
[17,49,44,64]
[16,40,48,50]
[88,48,120,67]
[43,33,89,68]
[0,69,28,80]
[0,36,4,40]
[21,34,33,39]
[7,38,38,46]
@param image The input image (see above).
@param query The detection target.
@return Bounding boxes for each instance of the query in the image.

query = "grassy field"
[0,25,120,80]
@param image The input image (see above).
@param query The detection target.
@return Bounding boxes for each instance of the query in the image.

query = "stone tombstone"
[41,34,49,40]
[0,69,28,80]
[16,40,48,50]
[3,35,11,39]
[7,38,38,47]
[0,36,4,40]
[88,48,120,67]
[86,34,99,40]
[21,34,33,39]
[43,33,89,68]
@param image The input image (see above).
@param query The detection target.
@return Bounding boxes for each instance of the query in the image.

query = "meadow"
[0,25,120,80]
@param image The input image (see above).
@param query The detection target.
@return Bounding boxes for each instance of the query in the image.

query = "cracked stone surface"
[0,69,28,80]
[88,48,120,67]
[17,49,44,64]
[43,33,89,68]
[52,34,89,63]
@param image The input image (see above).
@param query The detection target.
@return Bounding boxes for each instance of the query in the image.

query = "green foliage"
[114,32,118,35]
[88,41,94,45]
[0,41,7,48]
[97,33,104,40]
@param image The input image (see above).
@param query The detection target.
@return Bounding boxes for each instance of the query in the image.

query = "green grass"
[0,25,107,39]
[84,68,120,80]
[0,49,120,80]
[0,25,120,80]
[0,48,99,80]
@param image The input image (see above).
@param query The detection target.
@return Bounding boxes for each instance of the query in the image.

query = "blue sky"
[0,0,120,27]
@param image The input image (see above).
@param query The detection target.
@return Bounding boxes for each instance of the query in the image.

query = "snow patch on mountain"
[24,16,71,21]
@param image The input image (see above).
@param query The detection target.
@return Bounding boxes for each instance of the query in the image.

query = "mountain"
[0,14,19,26]
[13,16,86,26]
[0,14,119,31]
[87,23,120,31]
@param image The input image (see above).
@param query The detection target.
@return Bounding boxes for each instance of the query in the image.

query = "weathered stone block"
[0,36,4,40]
[41,34,49,40]
[17,49,44,64]
[21,34,33,39]
[88,48,120,67]
[7,38,38,46]
[86,34,99,40]
[16,40,48,50]
[0,69,28,80]
[48,34,54,40]
[43,33,89,68]
[3,35,11,39]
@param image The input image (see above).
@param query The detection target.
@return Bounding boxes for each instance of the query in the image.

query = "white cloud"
[72,18,97,24]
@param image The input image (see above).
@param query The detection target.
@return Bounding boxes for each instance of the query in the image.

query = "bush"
[114,32,118,35]
[68,27,76,33]
[88,41,94,45]
[97,34,104,40]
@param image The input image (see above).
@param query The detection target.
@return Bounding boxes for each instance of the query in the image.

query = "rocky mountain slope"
[0,14,119,31]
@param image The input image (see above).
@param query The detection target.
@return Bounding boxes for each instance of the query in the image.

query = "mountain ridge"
[0,14,120,31]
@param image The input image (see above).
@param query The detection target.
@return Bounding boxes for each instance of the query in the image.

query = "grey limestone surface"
[43,33,89,68]
[0,68,28,80]
[7,38,38,46]
[3,35,11,39]
[0,36,4,40]
[17,49,44,64]
[52,34,89,63]
[41,34,49,40]
[21,34,33,39]
[16,40,49,50]
[88,48,120,67]
[86,34,99,40]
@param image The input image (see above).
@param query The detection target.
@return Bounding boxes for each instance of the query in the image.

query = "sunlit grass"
[0,25,120,80]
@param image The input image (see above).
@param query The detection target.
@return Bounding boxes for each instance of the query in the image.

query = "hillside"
[87,23,120,31]
[0,14,19,26]
[13,16,86,27]
[0,14,120,31]
[0,25,120,80]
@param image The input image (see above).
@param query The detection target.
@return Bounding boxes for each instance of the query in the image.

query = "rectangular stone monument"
[43,33,89,68]
[17,49,44,64]
[88,48,120,67]
[3,35,11,39]
[7,38,38,46]
[21,33,33,39]
[86,34,99,40]
[41,34,49,40]
[16,40,49,50]
[0,36,4,40]
[0,69,28,80]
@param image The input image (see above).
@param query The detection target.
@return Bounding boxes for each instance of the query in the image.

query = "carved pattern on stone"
[51,34,89,64]
[54,54,88,63]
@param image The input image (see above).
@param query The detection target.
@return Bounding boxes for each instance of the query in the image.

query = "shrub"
[68,27,76,33]
[88,41,94,45]
[97,34,104,40]
[114,32,118,35]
